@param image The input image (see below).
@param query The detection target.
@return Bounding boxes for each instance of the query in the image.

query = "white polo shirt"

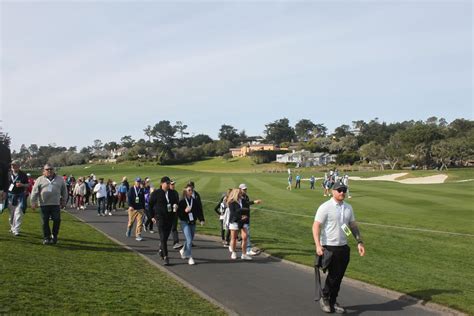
[314,198,355,246]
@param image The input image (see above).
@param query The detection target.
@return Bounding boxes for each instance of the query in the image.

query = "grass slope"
[0,211,224,315]
[58,159,474,314]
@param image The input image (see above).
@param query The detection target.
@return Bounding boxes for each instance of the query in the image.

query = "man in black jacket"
[150,176,174,266]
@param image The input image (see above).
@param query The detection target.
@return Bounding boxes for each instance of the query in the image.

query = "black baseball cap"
[332,181,347,190]
[161,176,171,184]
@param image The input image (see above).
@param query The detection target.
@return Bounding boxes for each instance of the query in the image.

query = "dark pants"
[97,197,106,214]
[219,219,226,241]
[158,218,173,257]
[323,245,350,305]
[145,208,154,231]
[171,213,179,244]
[295,180,300,188]
[40,205,61,240]
[310,182,315,189]
[106,196,114,211]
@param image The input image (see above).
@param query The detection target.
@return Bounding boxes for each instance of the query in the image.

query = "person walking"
[287,174,292,191]
[295,174,301,189]
[239,183,261,256]
[227,188,252,261]
[312,181,365,313]
[310,175,316,190]
[73,177,86,210]
[177,184,205,265]
[30,164,67,245]
[342,174,351,199]
[117,177,129,209]
[94,178,107,216]
[149,176,174,266]
[126,177,146,241]
[169,180,182,249]
[6,160,29,236]
[214,190,231,246]
[105,179,116,215]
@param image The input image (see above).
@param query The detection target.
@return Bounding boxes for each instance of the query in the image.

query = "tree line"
[5,117,474,170]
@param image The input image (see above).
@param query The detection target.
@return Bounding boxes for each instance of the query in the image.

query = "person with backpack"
[177,184,205,265]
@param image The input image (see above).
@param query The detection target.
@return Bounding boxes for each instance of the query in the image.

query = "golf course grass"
[5,157,473,314]
[0,210,225,315]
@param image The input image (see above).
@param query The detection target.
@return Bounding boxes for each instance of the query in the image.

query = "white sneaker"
[135,235,143,241]
[149,230,155,234]
[180,248,187,259]
[228,245,233,253]
[241,254,253,260]
[77,207,80,210]
[231,252,237,260]
[247,249,259,256]
[108,212,112,216]
[188,257,195,265]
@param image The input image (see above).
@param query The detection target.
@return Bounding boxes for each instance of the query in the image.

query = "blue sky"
[1,1,472,151]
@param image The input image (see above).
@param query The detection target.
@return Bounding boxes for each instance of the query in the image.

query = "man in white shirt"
[93,178,107,216]
[312,181,365,313]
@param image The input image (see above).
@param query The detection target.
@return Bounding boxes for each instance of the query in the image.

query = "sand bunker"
[350,173,448,184]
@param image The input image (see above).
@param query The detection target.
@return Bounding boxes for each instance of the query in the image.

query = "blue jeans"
[180,221,196,258]
[244,223,252,253]
[97,197,106,214]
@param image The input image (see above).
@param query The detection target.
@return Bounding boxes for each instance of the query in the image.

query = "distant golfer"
[310,175,315,190]
[287,174,292,191]
[312,181,365,313]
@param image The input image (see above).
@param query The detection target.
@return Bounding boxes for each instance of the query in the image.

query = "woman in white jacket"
[73,178,86,210]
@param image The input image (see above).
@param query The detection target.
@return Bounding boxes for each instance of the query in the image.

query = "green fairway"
[56,160,474,313]
[0,211,224,315]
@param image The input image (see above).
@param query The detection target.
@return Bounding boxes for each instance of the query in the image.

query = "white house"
[276,150,336,167]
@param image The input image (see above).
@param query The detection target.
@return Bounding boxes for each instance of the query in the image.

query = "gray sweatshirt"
[30,175,67,206]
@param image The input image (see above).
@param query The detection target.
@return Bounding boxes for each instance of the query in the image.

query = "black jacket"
[241,194,254,224]
[149,188,174,220]
[0,144,11,193]
[214,195,225,215]
[177,196,205,224]
[127,185,146,210]
[228,201,242,224]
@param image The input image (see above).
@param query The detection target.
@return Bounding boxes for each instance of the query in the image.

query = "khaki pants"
[127,208,144,236]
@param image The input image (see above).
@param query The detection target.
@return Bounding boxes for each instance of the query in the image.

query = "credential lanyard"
[185,197,193,208]
[165,191,169,203]
[134,186,141,197]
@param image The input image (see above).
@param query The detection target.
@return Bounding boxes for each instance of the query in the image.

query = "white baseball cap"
[239,183,247,190]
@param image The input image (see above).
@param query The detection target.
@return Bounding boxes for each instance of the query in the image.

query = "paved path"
[68,207,451,316]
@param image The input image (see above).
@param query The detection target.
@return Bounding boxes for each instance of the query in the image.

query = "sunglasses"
[44,168,54,171]
[336,188,347,193]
